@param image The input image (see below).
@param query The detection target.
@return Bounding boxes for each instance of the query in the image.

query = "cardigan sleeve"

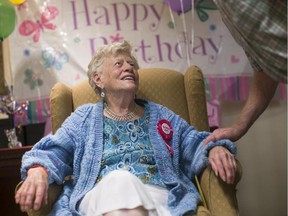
[177,117,237,179]
[20,104,93,185]
[148,101,236,180]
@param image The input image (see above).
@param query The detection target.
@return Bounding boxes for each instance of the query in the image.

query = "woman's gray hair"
[87,40,139,95]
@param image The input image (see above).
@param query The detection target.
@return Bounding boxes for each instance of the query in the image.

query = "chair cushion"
[72,80,100,109]
[50,83,73,133]
[50,67,209,133]
[138,68,190,123]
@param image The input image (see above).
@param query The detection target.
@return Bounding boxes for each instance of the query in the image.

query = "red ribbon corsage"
[157,119,174,156]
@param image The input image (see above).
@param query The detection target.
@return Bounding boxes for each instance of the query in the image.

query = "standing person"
[15,40,237,216]
[205,0,287,144]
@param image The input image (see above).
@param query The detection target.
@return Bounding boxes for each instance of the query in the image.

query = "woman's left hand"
[208,146,237,184]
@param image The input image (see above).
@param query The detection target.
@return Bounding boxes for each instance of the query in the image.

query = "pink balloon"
[164,0,192,14]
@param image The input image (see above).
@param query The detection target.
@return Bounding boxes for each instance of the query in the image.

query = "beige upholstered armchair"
[18,66,242,216]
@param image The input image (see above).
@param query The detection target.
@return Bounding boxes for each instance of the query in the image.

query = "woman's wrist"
[27,165,48,176]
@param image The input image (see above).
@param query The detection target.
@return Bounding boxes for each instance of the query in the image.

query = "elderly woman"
[15,41,237,216]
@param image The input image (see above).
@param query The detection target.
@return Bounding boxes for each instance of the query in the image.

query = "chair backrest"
[50,66,209,134]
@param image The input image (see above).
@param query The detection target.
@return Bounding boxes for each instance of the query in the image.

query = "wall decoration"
[5,0,285,127]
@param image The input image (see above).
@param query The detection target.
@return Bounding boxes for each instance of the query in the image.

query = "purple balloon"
[164,0,192,14]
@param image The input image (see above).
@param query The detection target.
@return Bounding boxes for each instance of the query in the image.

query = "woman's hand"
[208,146,237,184]
[15,167,49,212]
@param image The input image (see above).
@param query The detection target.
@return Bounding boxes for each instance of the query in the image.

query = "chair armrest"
[15,182,62,216]
[199,160,242,216]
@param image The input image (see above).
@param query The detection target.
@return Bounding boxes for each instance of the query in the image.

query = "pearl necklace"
[104,102,138,122]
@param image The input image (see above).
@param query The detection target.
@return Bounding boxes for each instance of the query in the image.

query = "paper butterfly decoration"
[41,48,69,71]
[195,0,218,22]
[24,69,43,90]
[18,6,59,42]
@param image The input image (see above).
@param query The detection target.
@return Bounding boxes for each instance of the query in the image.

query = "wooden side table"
[0,146,32,216]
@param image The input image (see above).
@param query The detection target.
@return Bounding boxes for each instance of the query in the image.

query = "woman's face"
[93,53,139,96]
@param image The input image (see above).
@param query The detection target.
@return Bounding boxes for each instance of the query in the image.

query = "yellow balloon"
[9,0,25,5]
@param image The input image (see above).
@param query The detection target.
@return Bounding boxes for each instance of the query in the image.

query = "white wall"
[220,100,287,216]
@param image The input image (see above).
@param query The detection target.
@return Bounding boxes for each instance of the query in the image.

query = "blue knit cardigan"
[21,100,236,216]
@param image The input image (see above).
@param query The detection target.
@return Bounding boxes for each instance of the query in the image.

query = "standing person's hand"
[204,71,279,146]
[208,146,237,184]
[15,167,49,212]
[203,125,245,145]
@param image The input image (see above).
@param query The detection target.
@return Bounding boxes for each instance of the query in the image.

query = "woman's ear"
[92,73,103,89]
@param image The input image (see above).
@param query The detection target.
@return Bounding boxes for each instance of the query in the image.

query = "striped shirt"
[214,0,287,83]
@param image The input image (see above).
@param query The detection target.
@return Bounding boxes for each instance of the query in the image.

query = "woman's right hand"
[15,167,49,212]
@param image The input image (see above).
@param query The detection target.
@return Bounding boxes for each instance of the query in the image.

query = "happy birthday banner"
[5,0,286,126]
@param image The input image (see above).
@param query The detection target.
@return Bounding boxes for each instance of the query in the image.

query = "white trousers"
[79,170,172,216]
